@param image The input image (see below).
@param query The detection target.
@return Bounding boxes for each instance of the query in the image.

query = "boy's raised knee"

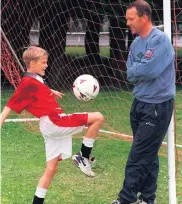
[97,112,104,122]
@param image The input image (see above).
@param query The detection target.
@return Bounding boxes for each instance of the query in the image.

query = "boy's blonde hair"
[22,46,48,67]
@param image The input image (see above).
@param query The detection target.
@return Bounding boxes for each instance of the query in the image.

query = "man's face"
[126,7,146,35]
[31,55,48,76]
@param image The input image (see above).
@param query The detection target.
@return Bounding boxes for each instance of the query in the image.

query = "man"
[0,46,104,204]
[112,1,175,204]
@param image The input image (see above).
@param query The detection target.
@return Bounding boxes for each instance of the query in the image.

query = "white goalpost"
[1,0,182,203]
[163,0,177,203]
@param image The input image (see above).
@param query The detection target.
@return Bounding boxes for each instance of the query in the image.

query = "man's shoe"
[136,201,147,204]
[72,152,95,177]
[136,200,155,204]
[111,199,123,204]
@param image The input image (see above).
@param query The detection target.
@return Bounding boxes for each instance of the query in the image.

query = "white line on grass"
[5,118,182,148]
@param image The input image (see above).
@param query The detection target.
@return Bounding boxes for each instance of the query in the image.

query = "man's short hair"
[128,0,152,20]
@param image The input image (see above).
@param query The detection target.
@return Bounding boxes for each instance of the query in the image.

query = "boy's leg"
[44,112,103,177]
[81,112,104,159]
[72,112,104,176]
[32,156,59,204]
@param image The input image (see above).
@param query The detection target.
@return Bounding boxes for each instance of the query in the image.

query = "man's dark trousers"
[118,98,174,204]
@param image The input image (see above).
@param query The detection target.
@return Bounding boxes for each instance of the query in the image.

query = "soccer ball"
[73,74,100,101]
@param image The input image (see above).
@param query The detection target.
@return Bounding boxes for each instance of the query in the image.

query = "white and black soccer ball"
[73,74,100,101]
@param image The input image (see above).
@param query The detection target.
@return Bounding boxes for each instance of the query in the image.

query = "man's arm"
[127,34,174,82]
[0,106,11,127]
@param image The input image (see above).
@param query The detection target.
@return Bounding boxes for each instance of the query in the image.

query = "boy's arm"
[50,89,64,99]
[0,106,11,127]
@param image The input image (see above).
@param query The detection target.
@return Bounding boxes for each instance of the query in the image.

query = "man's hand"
[51,89,64,99]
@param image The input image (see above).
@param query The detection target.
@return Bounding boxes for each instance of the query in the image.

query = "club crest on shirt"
[137,52,144,59]
[145,49,154,59]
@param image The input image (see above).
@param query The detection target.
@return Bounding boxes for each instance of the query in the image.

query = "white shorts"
[39,113,88,161]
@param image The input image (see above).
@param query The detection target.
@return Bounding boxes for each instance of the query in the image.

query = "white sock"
[82,137,95,148]
[35,187,48,198]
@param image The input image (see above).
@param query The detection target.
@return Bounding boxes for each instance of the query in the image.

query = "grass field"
[1,87,182,204]
[65,46,182,58]
[1,87,182,144]
[1,122,182,204]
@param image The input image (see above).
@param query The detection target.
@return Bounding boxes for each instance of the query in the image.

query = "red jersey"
[6,75,64,118]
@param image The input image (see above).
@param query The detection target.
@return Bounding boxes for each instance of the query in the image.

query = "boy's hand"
[51,89,64,99]
[0,106,11,128]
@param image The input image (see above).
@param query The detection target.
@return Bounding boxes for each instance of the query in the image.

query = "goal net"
[1,0,182,201]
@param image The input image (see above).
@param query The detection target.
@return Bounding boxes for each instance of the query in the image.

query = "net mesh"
[1,0,182,200]
[172,2,182,199]
[1,33,22,89]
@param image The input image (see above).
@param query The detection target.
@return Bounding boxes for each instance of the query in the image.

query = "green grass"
[65,47,110,57]
[1,123,182,204]
[175,85,182,145]
[65,46,182,58]
[176,47,182,58]
[1,89,134,135]
[1,88,182,144]
[1,87,182,204]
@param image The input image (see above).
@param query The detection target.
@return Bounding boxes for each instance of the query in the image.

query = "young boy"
[0,46,104,204]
